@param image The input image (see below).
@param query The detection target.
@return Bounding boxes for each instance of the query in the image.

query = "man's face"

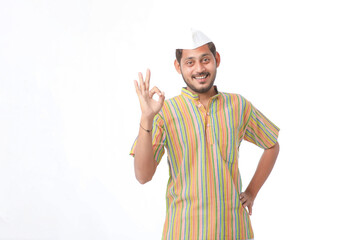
[175,44,220,94]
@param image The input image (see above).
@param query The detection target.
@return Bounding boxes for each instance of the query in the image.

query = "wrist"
[140,115,154,130]
[245,188,257,199]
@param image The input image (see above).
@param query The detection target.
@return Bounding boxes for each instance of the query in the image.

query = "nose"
[195,62,205,73]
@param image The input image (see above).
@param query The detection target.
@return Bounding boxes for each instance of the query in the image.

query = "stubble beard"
[181,70,217,94]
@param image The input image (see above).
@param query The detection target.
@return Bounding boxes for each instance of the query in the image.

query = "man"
[130,29,280,240]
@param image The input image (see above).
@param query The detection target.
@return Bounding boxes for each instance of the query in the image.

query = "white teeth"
[194,75,207,79]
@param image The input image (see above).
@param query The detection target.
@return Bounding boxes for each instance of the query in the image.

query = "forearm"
[245,142,280,198]
[134,116,157,184]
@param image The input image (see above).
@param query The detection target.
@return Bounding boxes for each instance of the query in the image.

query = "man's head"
[175,42,217,65]
[174,42,220,94]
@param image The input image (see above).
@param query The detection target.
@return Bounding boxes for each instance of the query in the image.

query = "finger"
[239,193,244,200]
[158,91,165,106]
[149,90,165,103]
[149,86,162,98]
[134,80,140,96]
[239,192,248,199]
[239,194,247,204]
[145,69,151,91]
[138,72,146,94]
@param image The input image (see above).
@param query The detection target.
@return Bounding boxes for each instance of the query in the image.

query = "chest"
[162,97,246,149]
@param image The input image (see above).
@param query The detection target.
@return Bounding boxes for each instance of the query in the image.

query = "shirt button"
[207,124,210,127]
[206,112,210,116]
[197,104,202,108]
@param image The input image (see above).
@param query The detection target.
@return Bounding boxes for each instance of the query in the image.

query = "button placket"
[196,101,207,131]
[196,100,214,144]
[205,107,213,144]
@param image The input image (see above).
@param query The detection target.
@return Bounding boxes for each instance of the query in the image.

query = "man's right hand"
[134,69,165,120]
[133,69,164,184]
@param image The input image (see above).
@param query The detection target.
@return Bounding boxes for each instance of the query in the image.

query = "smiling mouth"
[193,73,210,80]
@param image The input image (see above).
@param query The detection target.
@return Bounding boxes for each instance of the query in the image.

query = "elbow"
[133,156,157,184]
[136,175,153,185]
[135,168,154,184]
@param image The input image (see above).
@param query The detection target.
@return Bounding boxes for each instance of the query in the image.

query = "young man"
[130,30,280,240]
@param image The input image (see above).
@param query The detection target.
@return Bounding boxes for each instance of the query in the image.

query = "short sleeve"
[129,113,166,165]
[243,103,280,149]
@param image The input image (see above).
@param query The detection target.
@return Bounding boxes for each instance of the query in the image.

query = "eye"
[202,58,210,63]
[186,61,193,66]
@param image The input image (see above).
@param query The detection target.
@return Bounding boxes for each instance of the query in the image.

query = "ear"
[215,52,221,68]
[174,59,181,74]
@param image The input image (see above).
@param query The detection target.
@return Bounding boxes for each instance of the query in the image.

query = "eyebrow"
[184,53,211,61]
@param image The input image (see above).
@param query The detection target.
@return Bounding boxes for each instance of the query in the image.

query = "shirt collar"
[181,86,220,101]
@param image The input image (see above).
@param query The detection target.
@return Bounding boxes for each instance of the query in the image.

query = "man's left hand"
[239,191,255,215]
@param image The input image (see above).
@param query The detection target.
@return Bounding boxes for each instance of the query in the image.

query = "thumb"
[248,205,252,215]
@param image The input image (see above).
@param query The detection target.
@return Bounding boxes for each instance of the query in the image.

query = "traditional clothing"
[131,87,279,239]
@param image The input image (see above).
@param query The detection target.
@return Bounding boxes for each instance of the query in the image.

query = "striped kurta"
[130,87,279,240]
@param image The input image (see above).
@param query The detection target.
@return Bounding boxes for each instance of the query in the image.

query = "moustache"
[192,72,210,78]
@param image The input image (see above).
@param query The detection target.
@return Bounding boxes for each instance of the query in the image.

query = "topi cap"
[175,28,212,50]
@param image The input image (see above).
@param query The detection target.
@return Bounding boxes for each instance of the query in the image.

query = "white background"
[1,0,359,239]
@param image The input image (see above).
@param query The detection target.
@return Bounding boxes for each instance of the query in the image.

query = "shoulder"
[159,94,184,117]
[217,92,254,119]
[165,94,183,102]
[162,94,183,108]
[218,91,251,107]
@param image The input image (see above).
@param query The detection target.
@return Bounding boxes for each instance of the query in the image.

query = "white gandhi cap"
[175,28,212,50]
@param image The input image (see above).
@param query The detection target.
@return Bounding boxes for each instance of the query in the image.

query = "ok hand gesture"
[134,69,165,119]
